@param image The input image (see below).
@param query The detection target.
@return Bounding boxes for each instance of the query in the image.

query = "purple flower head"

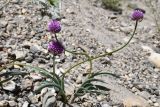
[131,8,145,21]
[134,8,145,14]
[48,19,61,33]
[48,40,64,55]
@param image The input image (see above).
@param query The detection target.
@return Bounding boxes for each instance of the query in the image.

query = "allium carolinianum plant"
[0,8,145,107]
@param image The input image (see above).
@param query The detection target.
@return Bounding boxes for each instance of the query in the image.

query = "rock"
[8,101,17,107]
[22,9,27,14]
[28,94,40,104]
[22,79,33,90]
[6,24,14,32]
[70,103,80,107]
[30,73,43,81]
[76,74,82,84]
[0,100,9,107]
[41,88,48,97]
[142,46,160,68]
[154,103,159,107]
[0,20,8,28]
[30,45,41,53]
[25,55,33,63]
[3,94,9,100]
[0,94,4,101]
[151,97,157,103]
[97,95,106,101]
[66,8,75,14]
[82,102,92,107]
[3,81,16,92]
[14,65,21,69]
[137,91,151,99]
[148,51,160,68]
[38,58,46,64]
[22,101,29,107]
[123,96,149,107]
[101,103,111,107]
[13,50,27,60]
[11,0,19,3]
[157,98,160,105]
[42,89,56,107]
[65,82,75,96]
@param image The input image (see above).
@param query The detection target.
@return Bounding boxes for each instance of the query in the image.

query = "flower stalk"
[63,20,138,76]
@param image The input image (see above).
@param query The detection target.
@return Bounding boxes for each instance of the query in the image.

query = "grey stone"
[101,103,111,107]
[0,20,8,28]
[28,94,40,104]
[3,81,16,92]
[8,101,17,107]
[137,91,151,99]
[25,55,33,63]
[22,79,33,90]
[30,45,40,53]
[38,58,46,64]
[22,101,29,107]
[123,96,150,107]
[13,50,27,60]
[0,94,4,100]
[42,90,56,107]
[154,103,159,107]
[0,100,9,107]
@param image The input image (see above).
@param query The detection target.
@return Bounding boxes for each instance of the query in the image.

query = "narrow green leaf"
[90,72,119,78]
[15,63,60,84]
[95,85,110,91]
[81,83,93,88]
[75,92,85,96]
[82,78,106,87]
[61,77,64,91]
[86,90,107,95]
[86,85,97,90]
[76,87,87,93]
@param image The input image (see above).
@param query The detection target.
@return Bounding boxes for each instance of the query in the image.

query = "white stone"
[123,96,150,107]
[3,81,16,92]
[22,101,29,107]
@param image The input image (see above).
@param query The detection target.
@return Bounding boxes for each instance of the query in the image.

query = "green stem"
[65,49,93,76]
[55,33,59,41]
[63,60,87,76]
[52,55,56,75]
[94,21,138,59]
[63,21,138,76]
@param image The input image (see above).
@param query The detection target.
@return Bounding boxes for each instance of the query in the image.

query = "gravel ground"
[0,0,160,107]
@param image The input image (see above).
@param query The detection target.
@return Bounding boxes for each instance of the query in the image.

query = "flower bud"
[48,40,64,55]
[48,20,61,33]
[131,8,145,21]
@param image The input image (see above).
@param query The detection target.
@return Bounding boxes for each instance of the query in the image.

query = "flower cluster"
[48,19,61,33]
[48,19,64,55]
[131,8,145,21]
[48,40,64,55]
